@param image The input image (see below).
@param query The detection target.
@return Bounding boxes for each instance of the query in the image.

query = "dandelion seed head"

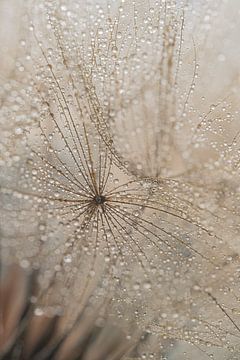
[1,0,240,358]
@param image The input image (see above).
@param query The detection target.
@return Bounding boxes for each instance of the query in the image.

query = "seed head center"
[94,195,106,205]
